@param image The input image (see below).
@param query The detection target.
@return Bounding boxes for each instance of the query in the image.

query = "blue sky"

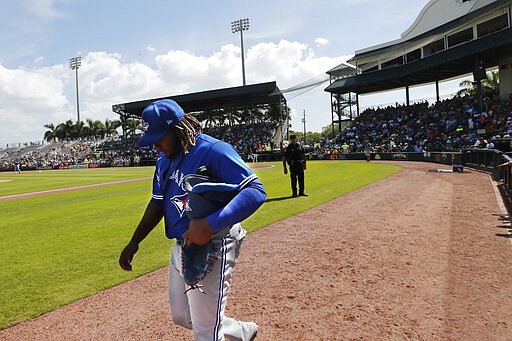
[0,0,463,147]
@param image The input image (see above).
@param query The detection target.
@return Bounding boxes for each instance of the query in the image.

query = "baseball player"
[283,134,307,197]
[14,157,21,174]
[119,99,265,341]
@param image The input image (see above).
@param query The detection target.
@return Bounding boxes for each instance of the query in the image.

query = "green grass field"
[0,161,401,329]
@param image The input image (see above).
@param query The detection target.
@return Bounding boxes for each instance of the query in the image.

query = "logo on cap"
[141,119,149,132]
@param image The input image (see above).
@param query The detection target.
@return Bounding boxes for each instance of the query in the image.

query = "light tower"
[69,56,82,122]
[231,18,250,86]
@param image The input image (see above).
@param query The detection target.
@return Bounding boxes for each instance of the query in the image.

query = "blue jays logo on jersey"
[170,193,188,217]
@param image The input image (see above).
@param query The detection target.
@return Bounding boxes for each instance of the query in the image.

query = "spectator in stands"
[341,142,350,158]
[364,143,371,162]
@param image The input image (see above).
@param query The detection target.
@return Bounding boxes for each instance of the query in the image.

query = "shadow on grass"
[265,196,294,202]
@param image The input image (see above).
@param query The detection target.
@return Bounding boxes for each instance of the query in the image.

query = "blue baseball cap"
[138,99,184,147]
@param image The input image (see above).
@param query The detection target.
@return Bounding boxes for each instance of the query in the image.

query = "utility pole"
[302,110,306,145]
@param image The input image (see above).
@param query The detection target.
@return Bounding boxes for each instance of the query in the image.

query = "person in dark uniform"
[283,134,308,197]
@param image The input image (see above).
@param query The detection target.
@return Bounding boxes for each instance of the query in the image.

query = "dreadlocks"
[174,114,202,155]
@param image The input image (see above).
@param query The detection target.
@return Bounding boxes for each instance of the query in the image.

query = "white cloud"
[0,40,345,147]
[22,0,67,19]
[146,44,155,52]
[314,38,329,47]
[0,62,69,145]
[247,40,312,84]
[34,56,45,64]
[0,64,67,110]
[155,44,242,92]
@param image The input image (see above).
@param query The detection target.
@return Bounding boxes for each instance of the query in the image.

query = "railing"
[462,148,509,178]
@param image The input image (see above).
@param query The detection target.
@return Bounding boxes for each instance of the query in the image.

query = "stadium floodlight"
[231,18,250,86]
[69,56,82,122]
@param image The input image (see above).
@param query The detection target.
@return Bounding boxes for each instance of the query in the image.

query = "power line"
[281,73,330,100]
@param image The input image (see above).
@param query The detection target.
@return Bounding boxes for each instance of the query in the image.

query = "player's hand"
[183,218,214,246]
[119,241,139,271]
[303,164,307,170]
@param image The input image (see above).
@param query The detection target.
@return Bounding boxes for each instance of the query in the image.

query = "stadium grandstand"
[326,0,511,124]
[109,81,289,164]
[320,0,512,193]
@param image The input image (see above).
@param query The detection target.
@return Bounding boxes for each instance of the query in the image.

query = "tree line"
[43,116,142,142]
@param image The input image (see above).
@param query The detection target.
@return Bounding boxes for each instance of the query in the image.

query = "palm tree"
[481,69,499,94]
[249,106,265,123]
[197,109,220,128]
[43,123,57,142]
[225,109,243,126]
[104,118,121,137]
[73,120,87,138]
[457,69,499,96]
[268,104,289,124]
[125,118,141,138]
[118,114,130,141]
[86,119,105,138]
[55,120,75,140]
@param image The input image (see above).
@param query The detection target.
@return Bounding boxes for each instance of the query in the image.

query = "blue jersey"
[151,133,266,239]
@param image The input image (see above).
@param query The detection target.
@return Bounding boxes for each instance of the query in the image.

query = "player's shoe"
[241,321,258,341]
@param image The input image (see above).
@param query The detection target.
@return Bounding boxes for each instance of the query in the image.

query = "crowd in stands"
[0,122,277,171]
[205,122,276,154]
[0,137,129,171]
[320,92,512,155]
[2,92,512,171]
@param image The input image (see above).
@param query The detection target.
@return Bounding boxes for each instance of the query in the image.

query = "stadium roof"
[325,0,512,95]
[112,81,286,117]
[326,61,357,78]
[351,0,505,60]
[325,27,512,95]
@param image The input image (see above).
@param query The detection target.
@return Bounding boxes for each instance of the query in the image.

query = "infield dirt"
[1,161,511,340]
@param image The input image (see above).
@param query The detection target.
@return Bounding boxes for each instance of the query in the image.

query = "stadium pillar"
[405,85,410,106]
[473,60,485,112]
[331,107,335,140]
[499,55,512,97]
[435,81,440,103]
[356,94,359,117]
[349,93,353,120]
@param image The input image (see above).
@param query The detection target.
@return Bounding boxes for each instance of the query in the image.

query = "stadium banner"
[310,152,462,165]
